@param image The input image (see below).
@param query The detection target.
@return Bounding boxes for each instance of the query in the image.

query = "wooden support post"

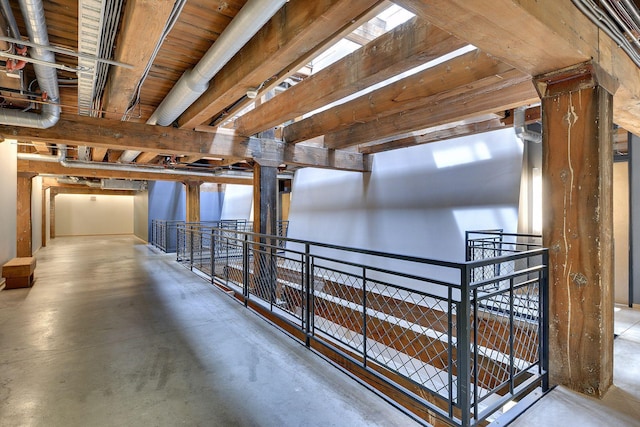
[16,172,36,257]
[535,62,617,397]
[253,163,278,236]
[252,163,278,301]
[185,181,201,223]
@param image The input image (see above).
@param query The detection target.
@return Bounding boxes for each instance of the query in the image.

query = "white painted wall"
[286,128,523,285]
[133,190,149,242]
[0,140,17,266]
[31,176,42,253]
[221,185,253,220]
[55,194,134,236]
[45,188,50,246]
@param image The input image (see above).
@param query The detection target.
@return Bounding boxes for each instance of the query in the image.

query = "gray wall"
[286,128,523,284]
[221,185,253,220]
[134,190,149,241]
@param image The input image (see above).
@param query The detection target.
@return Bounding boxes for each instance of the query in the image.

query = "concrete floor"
[0,236,422,427]
[3,235,640,426]
[509,305,640,427]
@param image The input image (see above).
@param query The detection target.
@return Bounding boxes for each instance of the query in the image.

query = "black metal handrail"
[176,224,548,426]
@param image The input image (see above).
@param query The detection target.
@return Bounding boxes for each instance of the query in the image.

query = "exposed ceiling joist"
[358,117,506,154]
[18,159,254,184]
[102,0,176,120]
[177,0,387,130]
[235,16,467,137]
[323,71,538,148]
[1,116,369,172]
[393,0,640,136]
[134,152,159,164]
[283,49,512,144]
[31,141,51,154]
[91,147,108,162]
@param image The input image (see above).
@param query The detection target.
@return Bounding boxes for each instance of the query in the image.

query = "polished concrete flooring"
[3,236,640,426]
[0,236,422,427]
[510,305,640,427]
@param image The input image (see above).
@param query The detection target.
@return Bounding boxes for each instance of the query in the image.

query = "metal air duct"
[147,0,288,127]
[514,106,542,144]
[0,0,60,128]
[17,148,252,179]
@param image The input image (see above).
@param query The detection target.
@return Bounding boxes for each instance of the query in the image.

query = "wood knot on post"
[560,169,569,183]
[570,272,588,287]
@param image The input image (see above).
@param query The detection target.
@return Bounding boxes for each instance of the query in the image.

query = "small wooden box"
[2,257,36,289]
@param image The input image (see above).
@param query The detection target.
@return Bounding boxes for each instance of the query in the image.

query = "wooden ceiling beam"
[107,150,124,163]
[177,0,387,130]
[501,106,542,126]
[91,147,108,162]
[1,116,368,171]
[393,0,640,136]
[134,152,159,164]
[18,159,253,185]
[102,0,176,120]
[196,1,393,130]
[323,71,539,149]
[235,16,468,137]
[283,49,511,144]
[394,0,590,76]
[358,117,506,154]
[31,141,51,154]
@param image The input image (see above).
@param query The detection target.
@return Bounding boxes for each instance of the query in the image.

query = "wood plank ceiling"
[0,0,638,184]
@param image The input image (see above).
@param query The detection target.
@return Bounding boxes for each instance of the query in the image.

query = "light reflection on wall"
[285,128,523,283]
[432,140,492,169]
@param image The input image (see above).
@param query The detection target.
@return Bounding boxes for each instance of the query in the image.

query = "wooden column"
[535,62,617,397]
[253,163,278,236]
[185,181,201,223]
[16,172,36,257]
[252,163,278,301]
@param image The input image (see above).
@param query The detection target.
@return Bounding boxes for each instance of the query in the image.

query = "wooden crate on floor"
[2,257,36,289]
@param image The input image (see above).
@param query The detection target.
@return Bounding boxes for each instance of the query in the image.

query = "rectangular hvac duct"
[101,179,146,191]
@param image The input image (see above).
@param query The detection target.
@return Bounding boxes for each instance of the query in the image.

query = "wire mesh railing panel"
[311,265,367,354]
[366,279,457,398]
[466,255,545,422]
[174,224,548,427]
[273,254,305,321]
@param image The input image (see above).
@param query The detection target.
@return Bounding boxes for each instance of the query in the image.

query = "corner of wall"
[0,139,17,265]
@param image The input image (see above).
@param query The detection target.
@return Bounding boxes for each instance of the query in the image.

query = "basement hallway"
[0,236,421,427]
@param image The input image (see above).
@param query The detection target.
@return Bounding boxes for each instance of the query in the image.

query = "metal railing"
[150,220,183,252]
[151,220,257,253]
[176,225,548,426]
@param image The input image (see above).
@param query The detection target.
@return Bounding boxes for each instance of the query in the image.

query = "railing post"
[243,234,249,306]
[458,264,472,427]
[541,249,550,391]
[465,231,471,261]
[176,225,181,262]
[189,227,194,271]
[198,227,204,268]
[176,225,181,261]
[304,243,312,347]
[509,276,515,394]
[210,229,215,284]
[362,267,367,367]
